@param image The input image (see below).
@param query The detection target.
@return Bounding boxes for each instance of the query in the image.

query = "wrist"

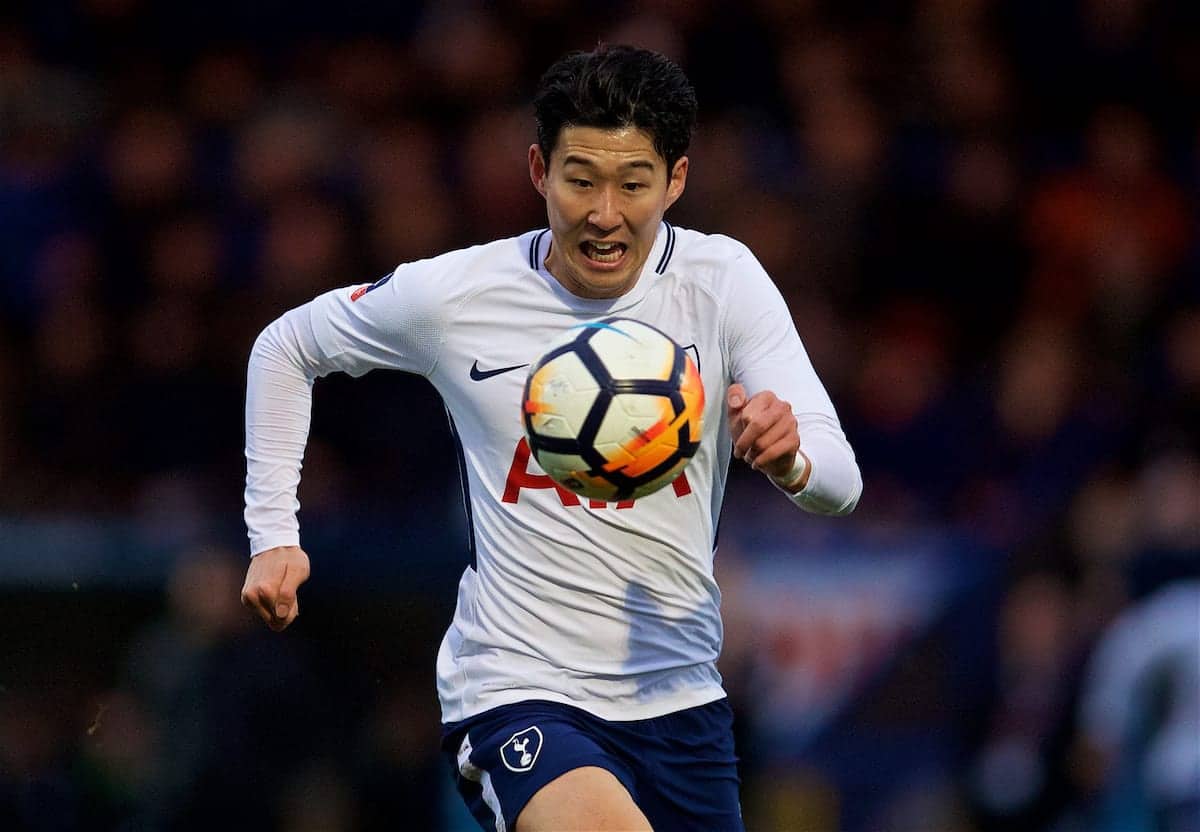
[771,451,811,494]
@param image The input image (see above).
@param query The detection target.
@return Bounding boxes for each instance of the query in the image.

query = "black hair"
[533,45,698,174]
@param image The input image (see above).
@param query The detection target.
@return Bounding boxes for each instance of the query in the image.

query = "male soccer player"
[242,45,862,831]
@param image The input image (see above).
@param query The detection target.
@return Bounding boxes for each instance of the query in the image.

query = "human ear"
[665,156,688,208]
[529,144,549,197]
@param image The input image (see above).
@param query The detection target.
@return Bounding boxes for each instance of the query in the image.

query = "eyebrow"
[561,154,658,173]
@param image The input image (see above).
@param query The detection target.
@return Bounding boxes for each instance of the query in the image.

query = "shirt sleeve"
[243,263,447,555]
[721,245,862,515]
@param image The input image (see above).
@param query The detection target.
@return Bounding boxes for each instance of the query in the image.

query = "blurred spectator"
[457,106,545,238]
[1026,106,1191,347]
[277,760,359,832]
[956,318,1126,546]
[358,119,456,265]
[845,300,960,523]
[117,546,326,829]
[0,690,86,829]
[355,686,444,831]
[232,99,341,205]
[967,573,1085,831]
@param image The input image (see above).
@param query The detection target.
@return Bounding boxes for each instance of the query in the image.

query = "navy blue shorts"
[442,698,743,832]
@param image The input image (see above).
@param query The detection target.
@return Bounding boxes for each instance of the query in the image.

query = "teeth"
[585,241,624,263]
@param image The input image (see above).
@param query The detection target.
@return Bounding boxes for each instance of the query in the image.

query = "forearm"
[244,313,320,555]
[773,413,862,516]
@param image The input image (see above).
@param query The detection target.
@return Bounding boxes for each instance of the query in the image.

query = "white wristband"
[771,451,811,494]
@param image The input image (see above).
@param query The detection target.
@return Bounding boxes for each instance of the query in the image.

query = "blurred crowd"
[1,0,1197,830]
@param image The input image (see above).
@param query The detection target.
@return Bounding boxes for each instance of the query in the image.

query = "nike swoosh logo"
[469,360,530,381]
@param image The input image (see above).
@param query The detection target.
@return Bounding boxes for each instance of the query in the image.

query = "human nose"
[587,185,621,231]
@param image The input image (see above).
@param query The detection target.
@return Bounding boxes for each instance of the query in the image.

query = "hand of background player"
[726,383,810,492]
[241,545,310,632]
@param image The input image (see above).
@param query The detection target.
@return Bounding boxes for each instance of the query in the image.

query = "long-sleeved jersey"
[245,223,862,723]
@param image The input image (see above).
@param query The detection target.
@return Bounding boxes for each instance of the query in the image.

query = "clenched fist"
[241,545,310,632]
[727,383,810,491]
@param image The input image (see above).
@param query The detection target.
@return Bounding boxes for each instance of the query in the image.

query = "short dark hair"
[533,45,698,173]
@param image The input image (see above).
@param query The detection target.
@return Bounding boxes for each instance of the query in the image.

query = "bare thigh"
[515,765,653,832]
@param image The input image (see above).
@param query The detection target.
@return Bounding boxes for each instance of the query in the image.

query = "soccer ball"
[521,317,705,502]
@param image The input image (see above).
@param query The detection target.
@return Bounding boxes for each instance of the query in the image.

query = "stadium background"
[1,0,1197,830]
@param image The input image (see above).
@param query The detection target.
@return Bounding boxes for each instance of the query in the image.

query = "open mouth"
[580,240,628,266]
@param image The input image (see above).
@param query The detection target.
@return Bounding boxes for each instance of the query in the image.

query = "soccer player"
[242,45,862,832]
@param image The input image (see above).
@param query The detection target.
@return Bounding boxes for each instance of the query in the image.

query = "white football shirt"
[245,223,862,722]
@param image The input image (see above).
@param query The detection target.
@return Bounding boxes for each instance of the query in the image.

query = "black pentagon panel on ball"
[530,433,584,456]
[577,389,614,470]
[591,447,689,501]
[573,339,614,388]
[608,378,681,398]
[675,424,700,460]
[531,339,598,380]
[668,389,685,417]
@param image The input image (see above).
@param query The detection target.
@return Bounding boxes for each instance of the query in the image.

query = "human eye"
[570,178,592,188]
[622,181,648,192]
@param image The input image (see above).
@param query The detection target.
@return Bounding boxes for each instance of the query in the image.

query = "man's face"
[529,125,688,299]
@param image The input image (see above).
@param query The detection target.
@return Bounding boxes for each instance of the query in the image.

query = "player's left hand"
[727,383,804,484]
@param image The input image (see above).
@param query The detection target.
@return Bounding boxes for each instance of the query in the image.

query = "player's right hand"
[241,545,310,632]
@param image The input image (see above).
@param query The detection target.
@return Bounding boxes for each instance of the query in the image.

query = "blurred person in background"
[119,546,325,830]
[240,44,860,832]
[1073,580,1200,832]
[966,572,1086,831]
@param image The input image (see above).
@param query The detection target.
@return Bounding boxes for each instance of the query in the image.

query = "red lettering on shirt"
[502,438,691,508]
